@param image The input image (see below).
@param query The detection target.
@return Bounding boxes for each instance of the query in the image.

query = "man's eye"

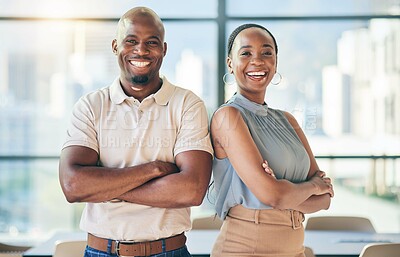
[147,41,159,46]
[127,40,137,44]
[240,52,250,56]
[263,51,273,56]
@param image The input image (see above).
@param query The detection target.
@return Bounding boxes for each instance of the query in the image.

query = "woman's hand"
[262,160,276,178]
[309,170,334,197]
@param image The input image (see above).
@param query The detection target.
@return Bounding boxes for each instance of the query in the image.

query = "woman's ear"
[226,57,233,74]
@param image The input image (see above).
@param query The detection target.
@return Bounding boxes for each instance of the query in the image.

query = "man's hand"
[150,160,180,177]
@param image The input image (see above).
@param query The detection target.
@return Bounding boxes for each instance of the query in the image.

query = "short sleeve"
[174,99,213,157]
[62,96,99,153]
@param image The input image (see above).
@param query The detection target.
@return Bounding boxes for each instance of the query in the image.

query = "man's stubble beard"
[131,75,149,84]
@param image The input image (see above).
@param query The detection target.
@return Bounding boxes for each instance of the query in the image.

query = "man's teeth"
[247,71,266,76]
[129,61,150,67]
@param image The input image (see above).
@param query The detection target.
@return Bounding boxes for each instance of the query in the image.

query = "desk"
[23,230,400,257]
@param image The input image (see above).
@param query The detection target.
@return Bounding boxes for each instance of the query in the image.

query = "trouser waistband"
[227,205,304,229]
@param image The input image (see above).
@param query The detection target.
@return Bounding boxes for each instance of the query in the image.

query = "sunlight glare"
[35,0,79,18]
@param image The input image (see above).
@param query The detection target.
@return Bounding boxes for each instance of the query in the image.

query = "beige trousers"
[211,205,305,257]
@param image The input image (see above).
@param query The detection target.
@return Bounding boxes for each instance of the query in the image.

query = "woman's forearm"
[291,194,331,214]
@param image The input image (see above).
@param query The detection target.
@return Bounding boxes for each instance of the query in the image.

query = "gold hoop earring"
[223,72,235,85]
[270,72,282,85]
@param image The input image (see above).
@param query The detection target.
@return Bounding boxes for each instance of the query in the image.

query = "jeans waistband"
[87,233,186,257]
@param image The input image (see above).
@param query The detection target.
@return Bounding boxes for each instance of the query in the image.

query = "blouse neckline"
[231,93,269,117]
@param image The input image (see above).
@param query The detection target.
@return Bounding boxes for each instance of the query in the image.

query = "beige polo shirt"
[63,76,213,241]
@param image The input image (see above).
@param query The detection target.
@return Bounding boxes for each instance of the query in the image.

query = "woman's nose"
[250,56,265,65]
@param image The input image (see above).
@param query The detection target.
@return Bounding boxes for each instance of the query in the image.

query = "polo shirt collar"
[153,76,174,106]
[110,76,175,106]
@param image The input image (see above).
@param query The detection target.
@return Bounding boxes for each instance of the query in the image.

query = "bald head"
[112,6,167,96]
[116,7,165,42]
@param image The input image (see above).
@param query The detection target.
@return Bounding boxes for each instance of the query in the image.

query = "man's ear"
[163,42,167,56]
[111,39,118,55]
[226,57,233,74]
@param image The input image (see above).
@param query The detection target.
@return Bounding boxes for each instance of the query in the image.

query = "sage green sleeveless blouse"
[213,93,310,219]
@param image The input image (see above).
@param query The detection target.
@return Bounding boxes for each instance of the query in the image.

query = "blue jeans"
[84,245,192,257]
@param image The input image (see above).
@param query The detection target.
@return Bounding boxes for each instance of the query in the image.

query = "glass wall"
[0,0,399,244]
[227,0,399,16]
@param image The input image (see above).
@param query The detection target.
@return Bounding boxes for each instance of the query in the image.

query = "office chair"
[53,240,87,257]
[359,243,400,257]
[192,215,223,230]
[0,242,31,257]
[305,216,376,232]
[304,246,315,257]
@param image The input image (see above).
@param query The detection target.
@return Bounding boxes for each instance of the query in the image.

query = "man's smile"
[129,60,151,67]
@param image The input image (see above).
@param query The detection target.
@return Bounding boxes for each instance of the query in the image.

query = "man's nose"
[133,43,149,55]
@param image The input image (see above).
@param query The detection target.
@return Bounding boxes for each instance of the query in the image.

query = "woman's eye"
[263,51,273,56]
[240,52,251,56]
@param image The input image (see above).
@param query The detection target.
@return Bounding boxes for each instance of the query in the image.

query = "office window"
[223,18,400,232]
[0,12,217,242]
[227,0,399,16]
[0,20,217,155]
[0,0,399,243]
[0,0,217,18]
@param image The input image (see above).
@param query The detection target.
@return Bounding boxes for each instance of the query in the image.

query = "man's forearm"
[117,150,212,208]
[61,164,169,203]
[59,146,180,203]
[118,171,208,208]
